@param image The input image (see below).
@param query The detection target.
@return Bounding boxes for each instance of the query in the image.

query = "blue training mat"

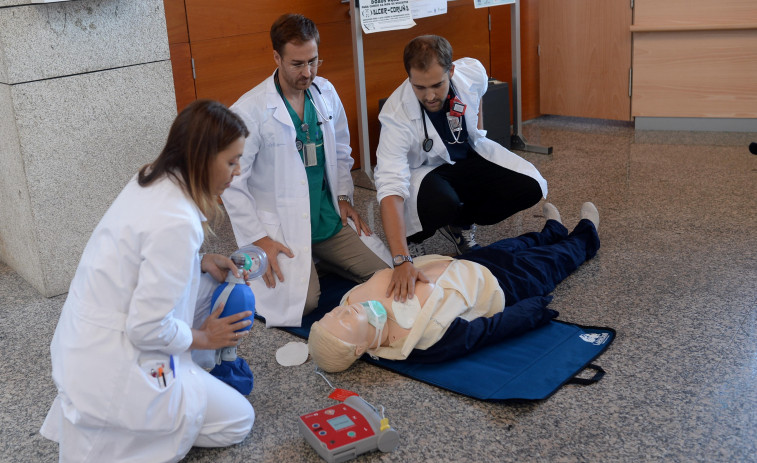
[261,275,615,401]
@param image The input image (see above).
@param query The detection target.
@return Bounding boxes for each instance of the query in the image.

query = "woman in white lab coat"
[40,100,255,463]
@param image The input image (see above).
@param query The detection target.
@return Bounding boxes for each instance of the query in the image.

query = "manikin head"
[403,35,456,113]
[308,302,386,372]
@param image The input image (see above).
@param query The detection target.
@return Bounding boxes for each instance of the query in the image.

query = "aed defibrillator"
[298,395,399,463]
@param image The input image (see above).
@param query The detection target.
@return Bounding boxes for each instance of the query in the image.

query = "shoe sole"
[438,228,481,255]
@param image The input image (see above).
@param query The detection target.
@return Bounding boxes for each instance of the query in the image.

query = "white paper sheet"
[474,0,516,8]
[411,0,447,19]
[360,0,416,33]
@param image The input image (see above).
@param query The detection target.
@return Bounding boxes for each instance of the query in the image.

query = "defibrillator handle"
[343,396,399,453]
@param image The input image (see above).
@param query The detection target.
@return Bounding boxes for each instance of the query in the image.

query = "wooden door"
[174,1,358,165]
[538,0,632,121]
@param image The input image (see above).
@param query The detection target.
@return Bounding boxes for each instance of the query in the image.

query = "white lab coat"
[223,72,391,327]
[374,58,548,236]
[40,175,215,462]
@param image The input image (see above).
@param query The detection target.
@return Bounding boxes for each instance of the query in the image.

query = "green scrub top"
[281,89,342,243]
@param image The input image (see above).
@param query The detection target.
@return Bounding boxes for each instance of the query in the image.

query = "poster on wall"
[360,0,416,33]
[473,0,516,8]
[411,0,447,19]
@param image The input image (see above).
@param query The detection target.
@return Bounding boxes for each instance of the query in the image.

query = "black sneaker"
[439,225,481,255]
[407,241,427,258]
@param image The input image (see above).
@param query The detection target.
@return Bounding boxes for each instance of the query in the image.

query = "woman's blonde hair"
[308,322,361,372]
[137,99,249,233]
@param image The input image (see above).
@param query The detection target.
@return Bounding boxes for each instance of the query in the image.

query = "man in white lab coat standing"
[223,13,391,327]
[374,35,548,302]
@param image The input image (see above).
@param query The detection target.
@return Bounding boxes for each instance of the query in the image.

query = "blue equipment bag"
[367,320,613,400]
[264,275,615,401]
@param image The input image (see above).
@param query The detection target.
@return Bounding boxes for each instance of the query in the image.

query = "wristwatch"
[392,254,413,267]
[337,195,352,205]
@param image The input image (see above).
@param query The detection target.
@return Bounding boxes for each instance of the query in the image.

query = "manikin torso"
[343,260,452,346]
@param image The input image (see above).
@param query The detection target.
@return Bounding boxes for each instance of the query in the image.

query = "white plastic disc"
[275,341,309,366]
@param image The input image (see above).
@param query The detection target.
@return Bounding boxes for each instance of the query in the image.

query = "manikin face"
[408,62,455,113]
[209,136,244,196]
[273,39,319,93]
[318,303,377,352]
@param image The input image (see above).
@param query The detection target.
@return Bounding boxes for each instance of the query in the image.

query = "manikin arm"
[404,296,557,363]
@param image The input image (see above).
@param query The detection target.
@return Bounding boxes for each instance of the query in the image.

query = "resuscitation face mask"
[359,301,387,350]
[229,245,268,283]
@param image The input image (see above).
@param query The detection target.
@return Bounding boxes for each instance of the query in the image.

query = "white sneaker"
[542,202,562,224]
[439,225,481,255]
[407,241,427,258]
[580,202,600,231]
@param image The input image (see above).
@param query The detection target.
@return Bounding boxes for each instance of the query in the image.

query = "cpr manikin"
[208,245,267,394]
[308,202,602,372]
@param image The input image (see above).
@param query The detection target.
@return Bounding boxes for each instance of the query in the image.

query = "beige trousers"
[304,225,389,314]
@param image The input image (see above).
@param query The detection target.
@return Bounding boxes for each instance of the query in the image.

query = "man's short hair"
[403,35,453,75]
[270,13,320,55]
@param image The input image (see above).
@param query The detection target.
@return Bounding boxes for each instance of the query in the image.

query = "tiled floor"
[1,116,755,462]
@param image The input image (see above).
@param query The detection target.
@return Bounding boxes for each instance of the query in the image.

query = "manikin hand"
[338,200,372,236]
[386,262,429,302]
[253,236,294,289]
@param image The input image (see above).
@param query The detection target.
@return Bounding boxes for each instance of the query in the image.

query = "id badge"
[304,142,317,167]
[449,95,466,117]
[447,114,462,132]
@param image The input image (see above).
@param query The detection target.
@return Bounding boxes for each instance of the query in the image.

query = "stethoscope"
[419,84,465,153]
[420,101,434,152]
[308,82,333,125]
[274,69,333,126]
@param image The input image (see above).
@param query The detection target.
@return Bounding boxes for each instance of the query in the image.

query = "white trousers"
[41,363,254,462]
[193,367,255,448]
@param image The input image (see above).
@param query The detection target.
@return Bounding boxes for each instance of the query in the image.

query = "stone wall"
[0,0,177,296]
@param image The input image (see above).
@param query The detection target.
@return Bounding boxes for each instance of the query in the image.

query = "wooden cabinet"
[538,0,632,121]
[631,0,757,119]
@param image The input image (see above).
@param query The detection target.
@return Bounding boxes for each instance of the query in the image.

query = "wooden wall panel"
[632,30,757,118]
[181,1,357,164]
[488,5,513,87]
[363,1,490,164]
[163,0,193,111]
[184,0,350,41]
[190,20,359,163]
[634,0,757,28]
[474,0,541,125]
[168,42,197,111]
[519,0,540,122]
[190,32,272,108]
[163,0,188,44]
